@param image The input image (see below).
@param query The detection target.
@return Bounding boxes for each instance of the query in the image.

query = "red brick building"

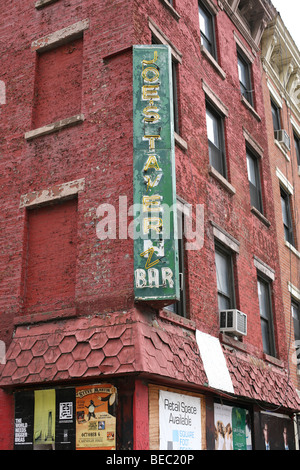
[0,0,299,450]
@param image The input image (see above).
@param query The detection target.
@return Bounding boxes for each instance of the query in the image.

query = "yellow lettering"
[143,105,160,123]
[144,174,162,191]
[142,50,158,65]
[142,66,159,83]
[143,135,161,151]
[142,85,160,101]
[142,195,162,212]
[140,247,160,269]
[143,217,163,234]
[143,155,160,172]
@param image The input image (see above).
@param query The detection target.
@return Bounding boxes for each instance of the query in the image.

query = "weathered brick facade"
[0,0,299,451]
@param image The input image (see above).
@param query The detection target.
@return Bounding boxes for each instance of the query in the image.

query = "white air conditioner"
[274,129,290,151]
[219,309,247,337]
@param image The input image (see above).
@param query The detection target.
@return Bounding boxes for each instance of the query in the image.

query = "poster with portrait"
[256,411,295,450]
[214,403,252,450]
[75,384,117,450]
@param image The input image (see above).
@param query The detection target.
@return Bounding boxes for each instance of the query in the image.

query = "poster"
[214,404,251,450]
[14,390,34,450]
[76,384,117,450]
[256,411,295,450]
[33,389,56,450]
[55,388,76,450]
[159,390,202,450]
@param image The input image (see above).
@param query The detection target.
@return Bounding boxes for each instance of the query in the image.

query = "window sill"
[251,206,271,227]
[25,114,84,140]
[200,46,226,80]
[285,241,300,259]
[35,0,59,8]
[14,307,77,326]
[274,139,290,161]
[158,0,181,21]
[159,308,196,331]
[241,95,261,121]
[174,131,188,151]
[263,353,284,368]
[209,165,236,195]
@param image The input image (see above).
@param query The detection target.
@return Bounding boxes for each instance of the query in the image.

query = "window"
[257,276,275,356]
[152,34,180,134]
[32,37,83,129]
[199,2,217,59]
[292,300,300,370]
[280,187,295,246]
[164,205,186,317]
[246,148,263,213]
[293,132,300,166]
[24,198,78,316]
[270,99,281,133]
[206,102,226,177]
[237,50,253,106]
[215,244,235,311]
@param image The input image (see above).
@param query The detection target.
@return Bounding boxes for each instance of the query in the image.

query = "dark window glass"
[292,300,300,369]
[215,244,235,311]
[257,277,275,356]
[294,132,300,166]
[206,103,226,177]
[246,149,263,213]
[165,205,186,317]
[271,99,281,132]
[237,51,253,106]
[280,187,295,246]
[199,3,217,59]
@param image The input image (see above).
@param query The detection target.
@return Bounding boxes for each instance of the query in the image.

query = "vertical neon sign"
[133,45,179,303]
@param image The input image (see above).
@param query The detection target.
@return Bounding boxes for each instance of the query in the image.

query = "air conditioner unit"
[274,129,290,151]
[219,309,247,337]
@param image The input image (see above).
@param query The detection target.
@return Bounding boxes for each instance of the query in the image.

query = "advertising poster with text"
[159,390,202,450]
[214,403,252,450]
[76,384,117,450]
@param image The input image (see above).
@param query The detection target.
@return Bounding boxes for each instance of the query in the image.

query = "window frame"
[151,34,180,135]
[291,299,300,370]
[237,49,253,106]
[280,186,295,246]
[205,101,227,178]
[246,147,263,214]
[215,242,236,311]
[293,132,300,166]
[270,99,281,133]
[257,275,276,357]
[198,1,217,60]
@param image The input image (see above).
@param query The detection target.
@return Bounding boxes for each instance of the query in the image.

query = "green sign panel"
[133,45,179,302]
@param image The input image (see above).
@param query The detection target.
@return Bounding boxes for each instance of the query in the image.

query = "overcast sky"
[271,0,300,49]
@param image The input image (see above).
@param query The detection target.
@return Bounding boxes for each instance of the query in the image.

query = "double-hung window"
[292,300,300,370]
[271,99,281,133]
[246,148,263,213]
[280,187,295,246]
[257,276,275,357]
[237,50,253,106]
[206,102,226,177]
[215,243,235,311]
[294,132,300,166]
[199,2,217,59]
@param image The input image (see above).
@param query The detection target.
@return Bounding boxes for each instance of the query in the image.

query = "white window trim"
[288,282,300,301]
[254,256,275,281]
[211,221,240,253]
[31,19,89,52]
[202,79,229,116]
[276,167,294,195]
[20,178,85,209]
